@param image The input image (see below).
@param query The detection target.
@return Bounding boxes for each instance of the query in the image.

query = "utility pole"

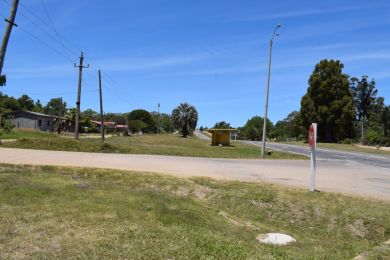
[157,102,160,134]
[261,24,281,158]
[98,70,105,142]
[0,0,19,77]
[74,52,88,140]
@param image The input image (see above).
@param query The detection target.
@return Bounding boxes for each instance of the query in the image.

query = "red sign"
[309,125,314,147]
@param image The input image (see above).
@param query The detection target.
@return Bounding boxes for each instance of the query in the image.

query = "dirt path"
[0,147,389,200]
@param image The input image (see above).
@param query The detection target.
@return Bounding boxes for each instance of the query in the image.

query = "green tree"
[82,109,98,120]
[151,112,173,133]
[65,108,76,132]
[17,94,34,111]
[350,76,377,122]
[383,105,390,137]
[171,103,198,137]
[273,111,303,141]
[213,121,233,129]
[300,59,355,142]
[44,97,66,116]
[32,99,44,113]
[128,120,148,133]
[239,116,273,141]
[105,113,127,125]
[365,97,388,144]
[127,109,154,133]
[0,75,6,86]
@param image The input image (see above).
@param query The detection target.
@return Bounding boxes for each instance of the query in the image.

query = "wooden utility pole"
[157,102,160,134]
[0,0,19,77]
[74,52,88,140]
[98,70,105,142]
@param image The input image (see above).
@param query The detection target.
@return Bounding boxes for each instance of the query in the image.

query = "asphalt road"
[245,141,390,171]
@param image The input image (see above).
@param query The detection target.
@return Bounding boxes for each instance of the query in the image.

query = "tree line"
[207,59,390,146]
[0,93,199,137]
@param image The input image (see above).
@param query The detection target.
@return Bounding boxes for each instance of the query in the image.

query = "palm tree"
[171,103,198,137]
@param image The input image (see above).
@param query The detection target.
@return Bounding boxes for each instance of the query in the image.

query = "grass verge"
[0,164,389,259]
[2,134,307,159]
[283,141,390,155]
[0,129,58,139]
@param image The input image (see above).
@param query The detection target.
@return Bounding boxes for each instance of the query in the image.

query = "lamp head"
[277,24,282,28]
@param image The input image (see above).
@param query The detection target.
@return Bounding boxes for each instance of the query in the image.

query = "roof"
[9,110,66,120]
[92,120,116,126]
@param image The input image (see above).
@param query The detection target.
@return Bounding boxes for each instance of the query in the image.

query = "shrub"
[379,137,390,147]
[364,129,381,145]
[100,142,115,152]
[340,138,353,144]
[3,120,15,133]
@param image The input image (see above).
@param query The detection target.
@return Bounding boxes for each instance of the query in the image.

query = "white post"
[309,123,317,192]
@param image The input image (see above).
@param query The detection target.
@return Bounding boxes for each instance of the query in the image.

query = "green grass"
[3,133,307,159]
[283,141,390,155]
[0,129,58,139]
[0,164,389,259]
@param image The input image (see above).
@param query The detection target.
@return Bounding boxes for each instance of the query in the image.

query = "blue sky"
[0,0,389,127]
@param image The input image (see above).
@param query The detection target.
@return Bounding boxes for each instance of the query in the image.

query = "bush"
[364,129,381,145]
[3,120,15,133]
[340,138,353,144]
[379,137,390,147]
[100,142,115,152]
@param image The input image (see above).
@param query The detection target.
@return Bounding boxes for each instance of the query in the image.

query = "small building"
[207,128,237,146]
[7,111,65,132]
[91,121,128,132]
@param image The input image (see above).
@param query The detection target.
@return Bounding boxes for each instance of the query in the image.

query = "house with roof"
[91,120,127,132]
[7,111,66,132]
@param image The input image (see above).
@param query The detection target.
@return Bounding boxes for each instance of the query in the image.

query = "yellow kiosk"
[207,129,237,146]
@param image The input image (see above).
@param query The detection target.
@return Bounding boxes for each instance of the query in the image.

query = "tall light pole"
[261,24,281,158]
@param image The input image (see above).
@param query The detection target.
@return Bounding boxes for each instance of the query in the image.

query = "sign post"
[309,123,317,192]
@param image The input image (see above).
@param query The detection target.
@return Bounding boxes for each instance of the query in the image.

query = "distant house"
[7,111,65,132]
[91,120,127,132]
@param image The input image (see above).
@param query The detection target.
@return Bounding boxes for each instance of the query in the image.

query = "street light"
[261,24,281,158]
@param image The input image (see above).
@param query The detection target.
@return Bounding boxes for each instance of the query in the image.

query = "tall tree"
[17,94,34,111]
[239,116,273,141]
[350,76,377,121]
[300,59,355,142]
[32,99,43,112]
[127,109,154,132]
[273,111,303,140]
[213,121,233,129]
[105,113,127,125]
[82,109,97,120]
[0,75,5,86]
[151,112,173,133]
[44,97,66,116]
[171,103,198,137]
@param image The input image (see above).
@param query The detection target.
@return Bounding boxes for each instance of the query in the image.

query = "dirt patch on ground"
[348,219,368,238]
[218,211,257,230]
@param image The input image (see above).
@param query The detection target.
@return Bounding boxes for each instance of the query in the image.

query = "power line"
[2,0,142,108]
[3,89,98,96]
[39,0,74,62]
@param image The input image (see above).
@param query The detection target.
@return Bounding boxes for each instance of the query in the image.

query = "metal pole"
[98,70,105,142]
[261,39,273,158]
[0,0,19,76]
[261,24,281,158]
